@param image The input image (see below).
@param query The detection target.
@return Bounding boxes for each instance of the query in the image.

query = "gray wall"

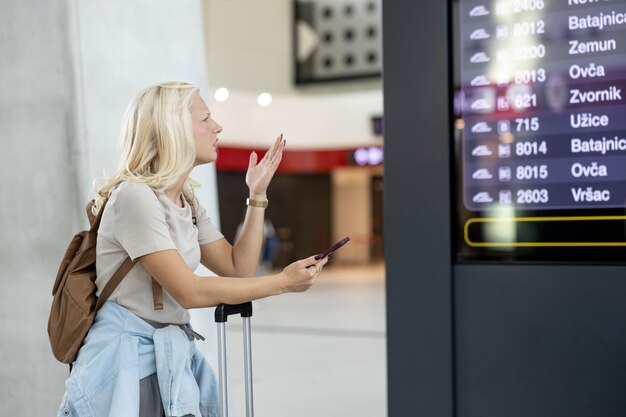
[0,0,218,414]
[0,0,79,413]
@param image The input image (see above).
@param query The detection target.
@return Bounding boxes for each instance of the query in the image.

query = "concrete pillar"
[0,0,79,413]
[0,0,216,413]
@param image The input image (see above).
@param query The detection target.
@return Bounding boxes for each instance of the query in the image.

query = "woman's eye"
[203,118,209,122]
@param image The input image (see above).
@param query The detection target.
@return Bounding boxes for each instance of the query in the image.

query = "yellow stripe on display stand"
[464,216,626,247]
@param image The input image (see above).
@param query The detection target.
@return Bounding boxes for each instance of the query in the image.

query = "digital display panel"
[452,0,626,262]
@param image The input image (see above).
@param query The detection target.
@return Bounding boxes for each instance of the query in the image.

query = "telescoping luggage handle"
[215,302,253,323]
[215,302,254,417]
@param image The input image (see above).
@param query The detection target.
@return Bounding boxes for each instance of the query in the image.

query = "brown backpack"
[48,194,195,363]
[47,200,136,364]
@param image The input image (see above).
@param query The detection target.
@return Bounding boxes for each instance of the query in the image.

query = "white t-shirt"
[95,181,224,324]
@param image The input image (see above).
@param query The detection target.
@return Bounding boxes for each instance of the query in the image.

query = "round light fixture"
[214,87,229,102]
[257,92,272,107]
[354,148,369,166]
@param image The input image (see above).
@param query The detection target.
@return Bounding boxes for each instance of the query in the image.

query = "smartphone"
[314,236,350,261]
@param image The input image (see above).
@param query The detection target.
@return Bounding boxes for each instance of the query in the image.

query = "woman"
[57,81,327,417]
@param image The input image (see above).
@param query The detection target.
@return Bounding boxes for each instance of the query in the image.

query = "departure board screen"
[452,0,626,262]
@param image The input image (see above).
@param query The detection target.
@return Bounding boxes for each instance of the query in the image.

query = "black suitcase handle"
[215,302,253,323]
[215,302,255,417]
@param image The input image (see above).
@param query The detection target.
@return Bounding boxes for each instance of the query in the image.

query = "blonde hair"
[93,81,200,213]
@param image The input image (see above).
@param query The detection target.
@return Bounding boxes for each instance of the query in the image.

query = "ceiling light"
[214,87,229,102]
[257,92,272,107]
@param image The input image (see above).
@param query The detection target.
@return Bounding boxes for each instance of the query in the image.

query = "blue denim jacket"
[57,301,220,417]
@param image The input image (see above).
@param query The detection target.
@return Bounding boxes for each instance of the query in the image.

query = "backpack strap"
[149,195,197,310]
[93,193,198,312]
[86,199,136,311]
[96,256,135,311]
[86,198,159,310]
[186,195,197,226]
[151,278,164,310]
[86,200,105,230]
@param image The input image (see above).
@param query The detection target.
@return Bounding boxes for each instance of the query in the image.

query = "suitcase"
[215,302,255,417]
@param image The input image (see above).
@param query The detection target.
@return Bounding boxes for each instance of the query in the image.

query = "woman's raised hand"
[279,256,329,293]
[246,134,285,198]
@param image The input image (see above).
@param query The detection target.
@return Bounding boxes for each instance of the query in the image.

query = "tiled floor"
[191,262,387,417]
